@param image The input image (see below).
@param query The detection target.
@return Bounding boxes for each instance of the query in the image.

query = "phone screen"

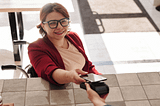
[80,73,107,82]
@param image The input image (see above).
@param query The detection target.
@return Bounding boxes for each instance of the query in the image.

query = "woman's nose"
[56,22,63,29]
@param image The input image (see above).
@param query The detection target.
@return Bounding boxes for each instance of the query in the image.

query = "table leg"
[8,12,21,61]
[17,12,24,40]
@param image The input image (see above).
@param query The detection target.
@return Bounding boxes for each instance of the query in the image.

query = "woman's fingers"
[75,69,88,75]
[73,76,86,84]
[71,69,88,84]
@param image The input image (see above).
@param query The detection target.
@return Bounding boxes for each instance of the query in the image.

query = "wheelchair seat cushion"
[27,66,38,77]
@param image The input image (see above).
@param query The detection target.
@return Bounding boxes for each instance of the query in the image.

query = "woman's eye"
[61,20,66,23]
[49,21,57,25]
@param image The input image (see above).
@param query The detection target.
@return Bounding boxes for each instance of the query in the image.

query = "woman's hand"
[66,69,88,84]
[85,83,108,106]
[52,69,88,84]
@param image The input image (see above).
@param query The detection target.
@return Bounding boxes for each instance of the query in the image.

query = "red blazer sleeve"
[28,39,64,85]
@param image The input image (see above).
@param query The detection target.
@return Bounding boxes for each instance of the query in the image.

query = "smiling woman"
[37,3,70,36]
[28,3,101,86]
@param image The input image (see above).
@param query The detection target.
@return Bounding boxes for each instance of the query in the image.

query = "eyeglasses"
[42,18,69,29]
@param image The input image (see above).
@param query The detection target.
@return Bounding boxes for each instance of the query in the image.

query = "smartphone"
[80,73,107,82]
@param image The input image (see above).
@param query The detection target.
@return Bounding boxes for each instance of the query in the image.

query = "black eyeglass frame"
[42,18,70,29]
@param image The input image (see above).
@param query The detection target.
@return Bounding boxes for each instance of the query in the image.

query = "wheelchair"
[1,40,38,78]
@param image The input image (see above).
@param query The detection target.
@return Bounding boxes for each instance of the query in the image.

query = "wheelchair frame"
[1,40,37,78]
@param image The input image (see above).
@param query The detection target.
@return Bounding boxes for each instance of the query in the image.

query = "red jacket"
[28,31,101,85]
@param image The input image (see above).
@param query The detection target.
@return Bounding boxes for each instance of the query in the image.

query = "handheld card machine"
[80,73,109,96]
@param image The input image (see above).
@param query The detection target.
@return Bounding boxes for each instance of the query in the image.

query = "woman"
[28,3,101,85]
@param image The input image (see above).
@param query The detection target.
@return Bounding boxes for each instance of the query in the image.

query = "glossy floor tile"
[26,78,50,91]
[3,79,26,92]
[0,80,3,93]
[143,85,160,99]
[125,100,151,106]
[25,91,49,106]
[149,99,160,106]
[2,92,25,106]
[105,87,123,102]
[137,72,160,85]
[50,89,74,105]
[102,74,119,87]
[74,88,91,104]
[121,86,147,101]
[116,73,141,86]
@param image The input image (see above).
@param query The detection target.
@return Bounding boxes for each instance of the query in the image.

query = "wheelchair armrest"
[13,40,29,45]
[1,65,16,70]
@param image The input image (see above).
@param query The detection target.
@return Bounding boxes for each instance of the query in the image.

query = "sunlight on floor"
[101,32,160,61]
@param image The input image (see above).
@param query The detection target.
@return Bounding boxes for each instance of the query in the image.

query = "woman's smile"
[54,30,65,35]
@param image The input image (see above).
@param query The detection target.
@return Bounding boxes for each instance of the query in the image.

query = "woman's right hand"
[52,69,88,84]
[66,69,88,84]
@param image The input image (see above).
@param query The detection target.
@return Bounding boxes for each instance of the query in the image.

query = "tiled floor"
[1,73,160,106]
[0,0,160,105]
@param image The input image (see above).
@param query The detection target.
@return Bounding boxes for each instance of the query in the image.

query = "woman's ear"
[41,23,46,31]
[41,23,44,28]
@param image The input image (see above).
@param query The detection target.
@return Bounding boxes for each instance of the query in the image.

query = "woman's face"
[42,11,69,40]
